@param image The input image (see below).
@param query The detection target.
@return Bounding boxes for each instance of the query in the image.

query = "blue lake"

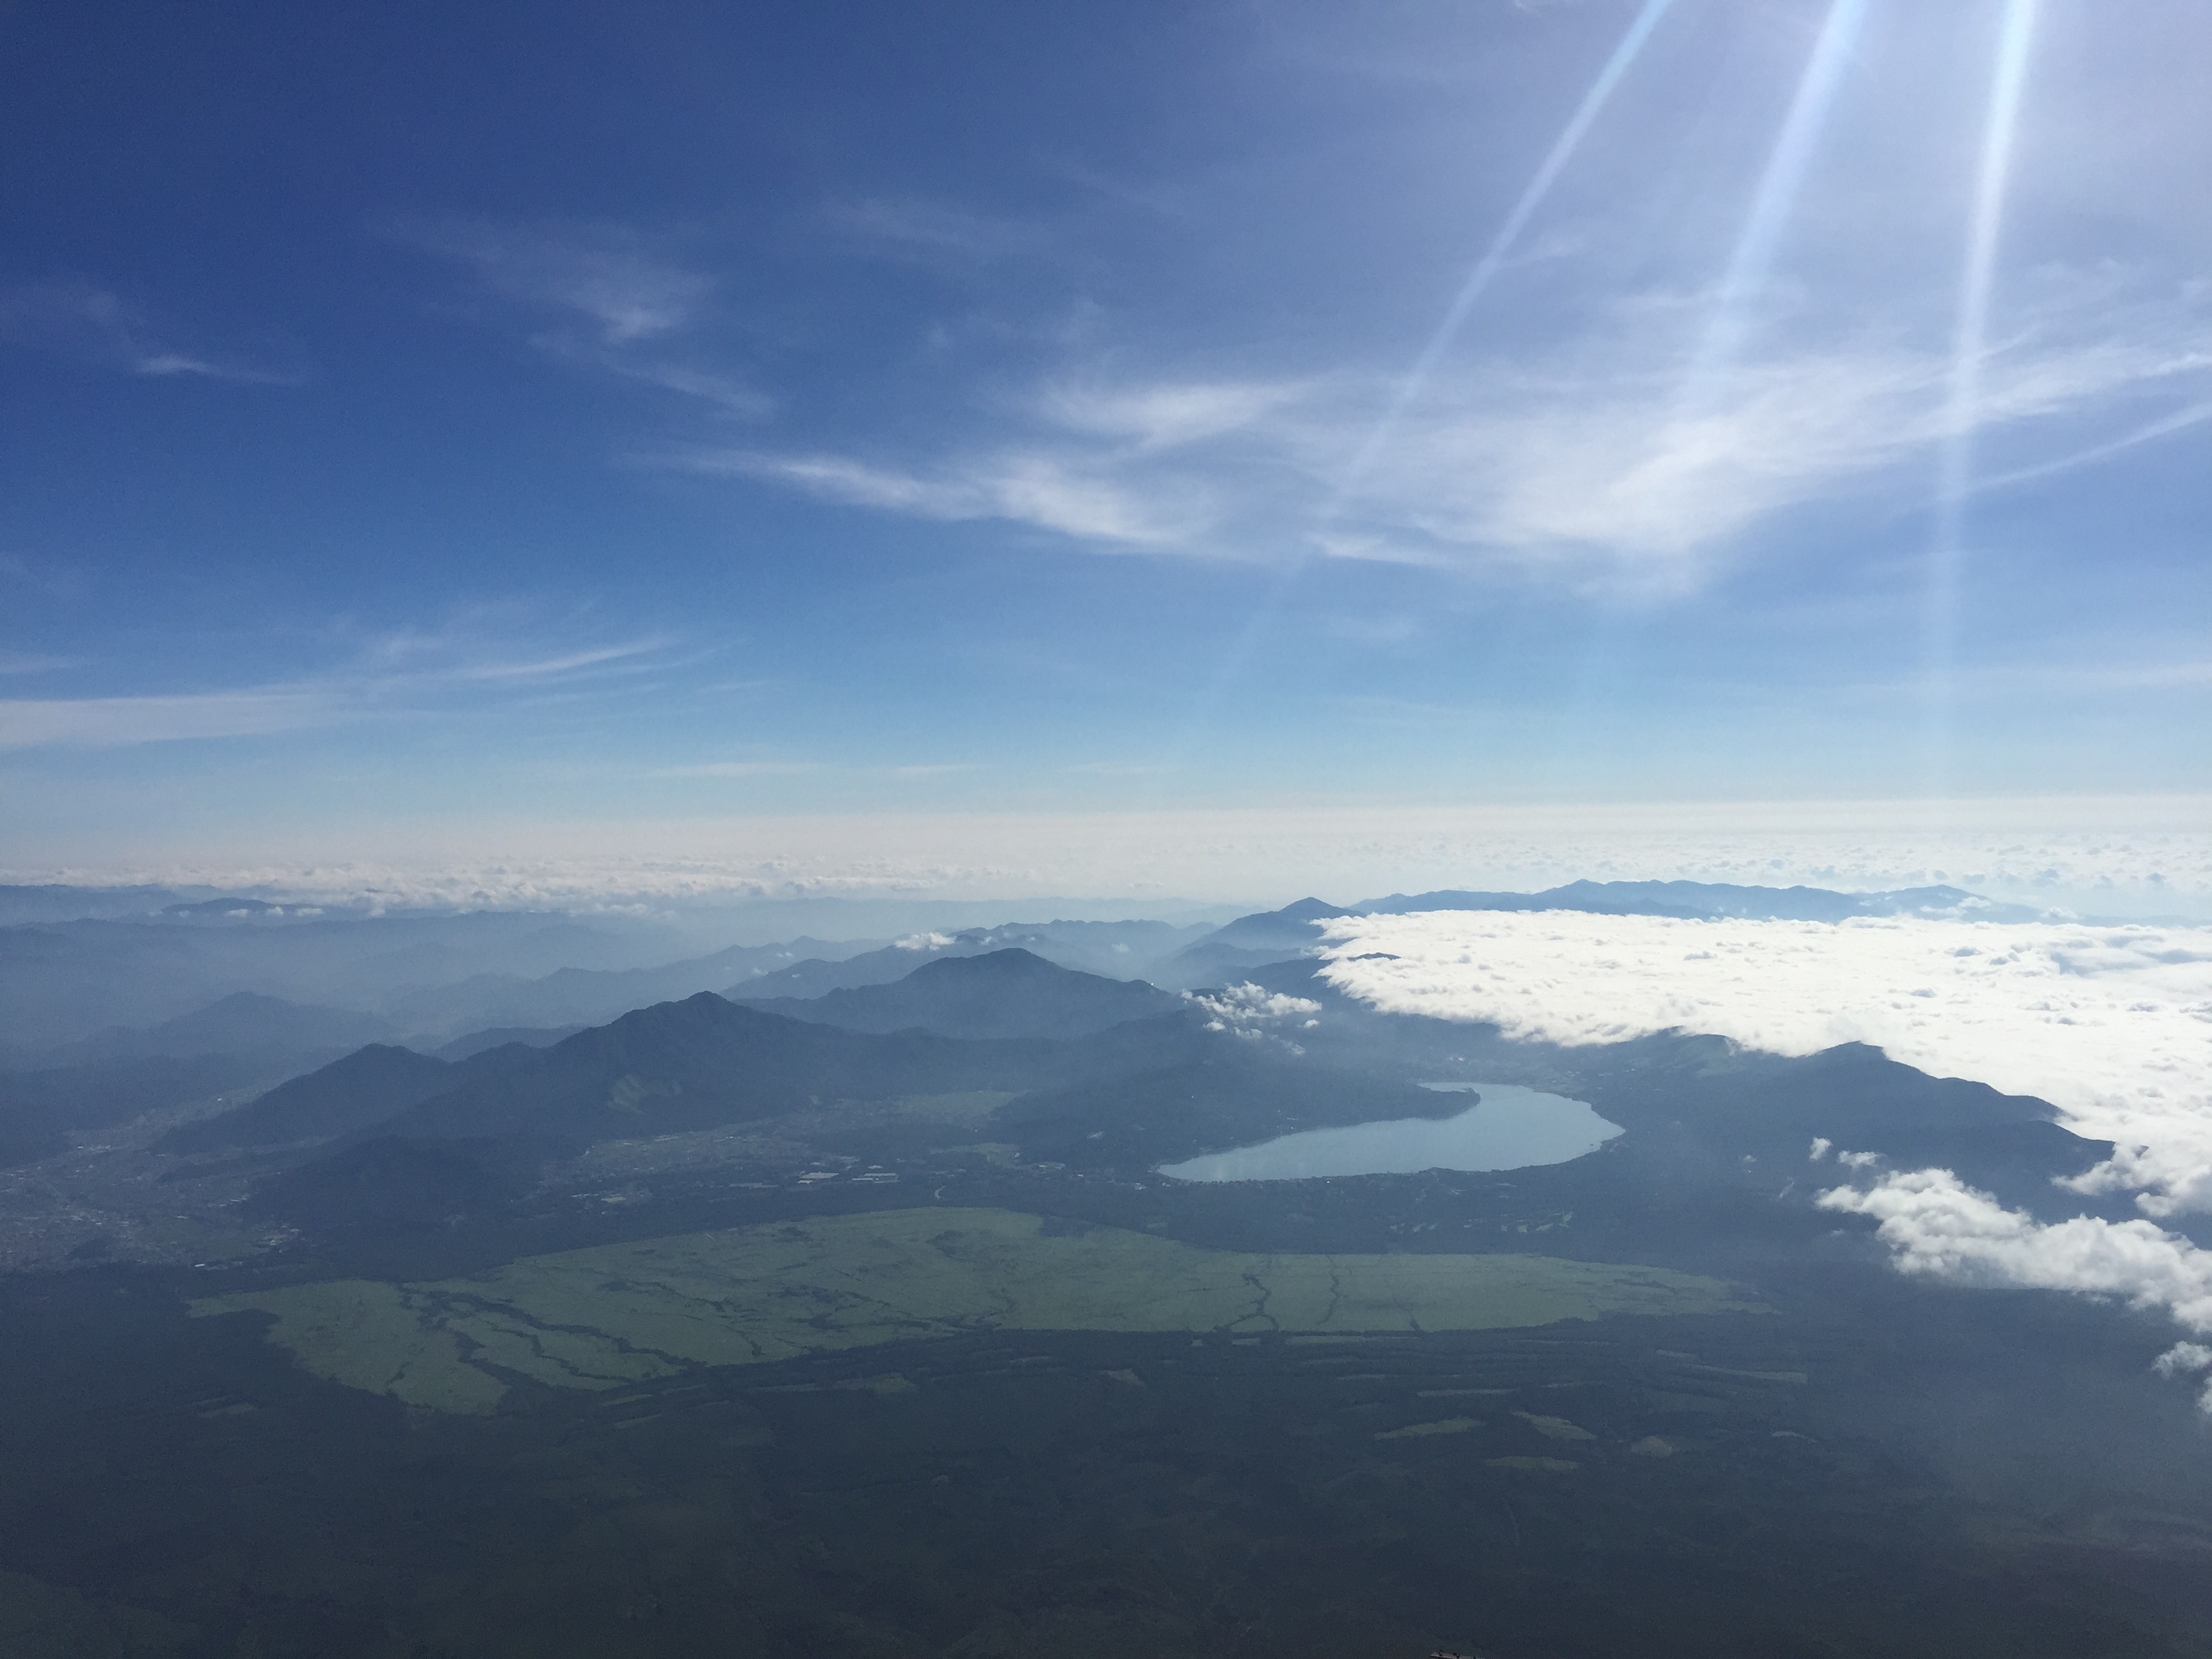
[1158,1083,1624,1183]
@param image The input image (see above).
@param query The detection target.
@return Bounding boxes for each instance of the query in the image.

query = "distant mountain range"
[15,991,401,1071]
[723,919,1209,1004]
[0,878,2077,1200]
[737,948,1181,1039]
[112,922,2108,1256]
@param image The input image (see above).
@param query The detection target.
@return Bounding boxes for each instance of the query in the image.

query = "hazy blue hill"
[1204,897,1353,949]
[14,991,401,1071]
[363,994,1103,1151]
[726,939,992,1001]
[158,1043,462,1154]
[738,947,1182,1039]
[1146,901,1350,987]
[0,884,190,925]
[0,1054,277,1167]
[434,1023,586,1061]
[727,921,1212,1004]
[0,911,670,1046]
[958,918,1214,979]
[381,935,872,1039]
[237,1000,1231,1237]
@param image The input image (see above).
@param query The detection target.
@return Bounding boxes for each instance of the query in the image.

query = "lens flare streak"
[1923,0,2041,794]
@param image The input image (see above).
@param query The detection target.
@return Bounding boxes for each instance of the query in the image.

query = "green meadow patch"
[194,1207,1758,1412]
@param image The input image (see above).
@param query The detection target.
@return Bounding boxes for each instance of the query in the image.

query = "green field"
[194,1207,1759,1412]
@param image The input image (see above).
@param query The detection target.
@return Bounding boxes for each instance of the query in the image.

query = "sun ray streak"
[1145,2,1684,794]
[1328,0,1681,512]
[1923,0,2041,797]
[1679,0,1870,405]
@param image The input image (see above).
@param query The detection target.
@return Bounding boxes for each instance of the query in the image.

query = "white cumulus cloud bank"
[1320,907,2212,1372]
[1185,986,1318,1052]
[1817,1170,2212,1407]
[1318,910,2212,1214]
[1184,983,1323,1044]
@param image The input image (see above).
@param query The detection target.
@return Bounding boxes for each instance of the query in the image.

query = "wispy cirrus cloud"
[401,220,772,417]
[0,281,307,384]
[652,760,820,779]
[0,633,691,752]
[820,197,1046,268]
[0,651,79,675]
[673,448,1204,548]
[450,638,678,682]
[405,219,712,344]
[0,686,346,749]
[706,277,2209,592]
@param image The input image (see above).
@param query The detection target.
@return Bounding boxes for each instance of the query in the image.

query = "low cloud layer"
[1817,1170,2212,1374]
[1185,983,1322,1043]
[1318,910,2212,1213]
[7,804,2211,919]
[1321,907,2212,1382]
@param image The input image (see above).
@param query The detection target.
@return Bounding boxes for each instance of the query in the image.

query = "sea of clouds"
[1318,909,2212,1395]
[12,798,2212,917]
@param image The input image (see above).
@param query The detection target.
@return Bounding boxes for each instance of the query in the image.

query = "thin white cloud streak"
[0,688,346,749]
[1040,380,1307,453]
[453,639,677,682]
[531,333,773,418]
[408,220,774,417]
[0,636,690,752]
[1975,398,2212,496]
[1317,910,2212,1214]
[652,761,819,779]
[407,220,711,344]
[676,449,1203,548]
[0,282,306,384]
[821,197,1042,264]
[0,651,79,675]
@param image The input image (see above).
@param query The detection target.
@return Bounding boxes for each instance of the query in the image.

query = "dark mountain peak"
[324,1040,443,1073]
[434,1023,586,1063]
[1204,899,1352,947]
[905,946,1061,980]
[738,947,1179,1041]
[158,1042,457,1155]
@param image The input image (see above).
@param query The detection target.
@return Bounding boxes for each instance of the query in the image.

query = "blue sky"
[2,0,2207,886]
